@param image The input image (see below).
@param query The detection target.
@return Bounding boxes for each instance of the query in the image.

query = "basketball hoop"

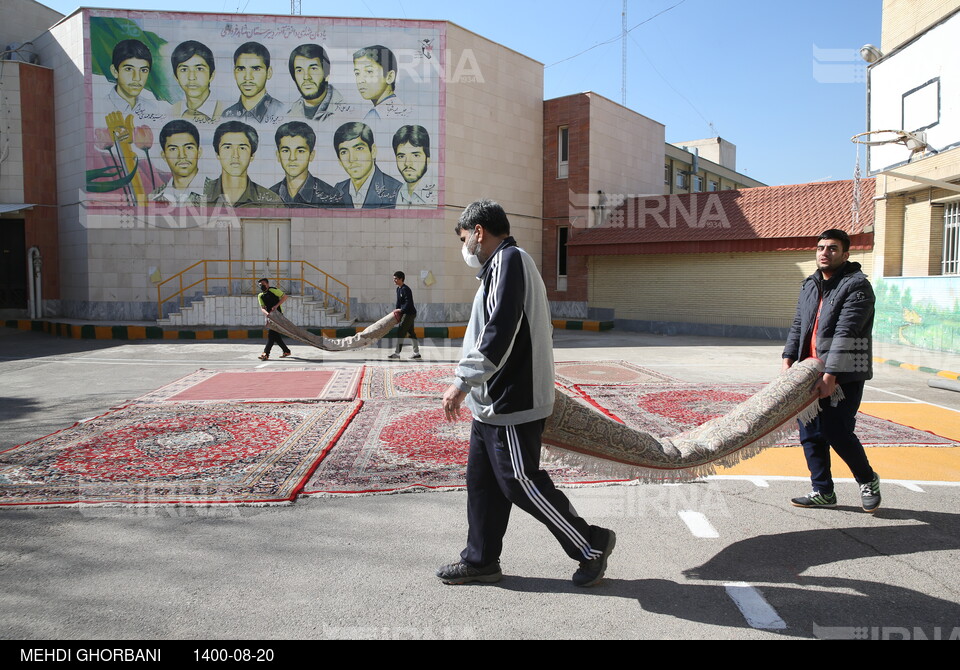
[851,129,929,153]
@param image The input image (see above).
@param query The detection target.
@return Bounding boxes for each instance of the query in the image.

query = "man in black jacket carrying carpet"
[388,271,421,360]
[782,229,881,512]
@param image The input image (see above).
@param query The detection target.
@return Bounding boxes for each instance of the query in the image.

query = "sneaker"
[411,353,422,360]
[387,352,400,360]
[258,353,269,361]
[280,351,292,358]
[572,528,616,587]
[435,560,502,585]
[790,490,837,508]
[860,473,881,512]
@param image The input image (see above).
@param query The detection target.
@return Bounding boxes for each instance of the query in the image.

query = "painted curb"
[5,318,606,341]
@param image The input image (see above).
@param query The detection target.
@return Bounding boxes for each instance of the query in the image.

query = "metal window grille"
[944,202,960,275]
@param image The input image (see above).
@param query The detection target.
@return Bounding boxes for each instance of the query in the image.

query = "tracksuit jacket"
[455,237,555,426]
[783,261,875,384]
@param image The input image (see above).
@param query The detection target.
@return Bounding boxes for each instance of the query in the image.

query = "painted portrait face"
[234,53,271,100]
[110,57,151,103]
[292,56,327,101]
[175,55,213,99]
[353,56,395,102]
[395,142,428,185]
[337,136,375,183]
[216,131,253,178]
[162,132,201,179]
[277,135,315,179]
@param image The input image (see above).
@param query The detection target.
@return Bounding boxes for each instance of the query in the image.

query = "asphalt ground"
[1,326,959,641]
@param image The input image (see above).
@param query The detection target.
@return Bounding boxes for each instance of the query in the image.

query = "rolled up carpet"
[542,358,830,482]
[266,310,399,352]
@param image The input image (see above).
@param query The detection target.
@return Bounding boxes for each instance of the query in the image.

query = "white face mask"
[461,231,482,268]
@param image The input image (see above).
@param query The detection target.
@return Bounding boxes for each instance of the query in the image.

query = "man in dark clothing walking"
[782,229,880,512]
[436,199,615,587]
[388,271,421,360]
[257,278,292,361]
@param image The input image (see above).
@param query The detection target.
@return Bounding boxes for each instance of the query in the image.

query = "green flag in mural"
[90,17,176,103]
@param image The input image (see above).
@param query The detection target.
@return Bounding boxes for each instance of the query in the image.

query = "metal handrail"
[157,259,350,321]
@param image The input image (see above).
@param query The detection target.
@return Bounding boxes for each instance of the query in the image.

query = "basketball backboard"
[866,9,960,174]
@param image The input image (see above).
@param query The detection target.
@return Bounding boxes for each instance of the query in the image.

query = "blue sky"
[44,0,882,186]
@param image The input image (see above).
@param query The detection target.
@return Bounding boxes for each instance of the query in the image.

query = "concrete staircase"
[157,295,354,328]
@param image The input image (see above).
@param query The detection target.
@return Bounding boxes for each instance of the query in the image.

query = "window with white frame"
[943,202,960,275]
[692,176,703,192]
[675,170,688,189]
[558,126,569,179]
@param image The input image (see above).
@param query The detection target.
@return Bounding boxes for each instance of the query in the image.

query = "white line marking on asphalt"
[677,510,719,538]
[724,582,787,630]
[865,385,960,413]
[707,475,959,489]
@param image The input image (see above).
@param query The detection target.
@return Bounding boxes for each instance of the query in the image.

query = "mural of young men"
[271,122,342,208]
[203,121,282,208]
[222,42,286,124]
[352,45,406,121]
[333,122,401,209]
[150,120,204,205]
[286,44,344,122]
[105,39,165,119]
[169,40,223,123]
[393,125,437,208]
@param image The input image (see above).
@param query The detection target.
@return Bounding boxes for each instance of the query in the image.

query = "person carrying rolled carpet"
[388,270,421,360]
[257,278,292,361]
[783,229,881,512]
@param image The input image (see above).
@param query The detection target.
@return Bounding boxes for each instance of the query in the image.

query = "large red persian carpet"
[8,360,951,507]
[573,382,955,446]
[0,401,359,507]
[135,367,362,403]
[301,397,621,496]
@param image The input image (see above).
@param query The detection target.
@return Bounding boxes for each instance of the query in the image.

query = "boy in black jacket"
[388,271,421,359]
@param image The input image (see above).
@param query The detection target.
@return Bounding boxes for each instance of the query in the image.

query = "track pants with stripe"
[461,418,604,566]
[798,380,875,493]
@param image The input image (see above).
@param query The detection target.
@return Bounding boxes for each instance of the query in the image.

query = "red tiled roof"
[567,179,874,255]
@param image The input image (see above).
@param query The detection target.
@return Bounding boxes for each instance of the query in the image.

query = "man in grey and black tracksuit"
[437,199,615,587]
